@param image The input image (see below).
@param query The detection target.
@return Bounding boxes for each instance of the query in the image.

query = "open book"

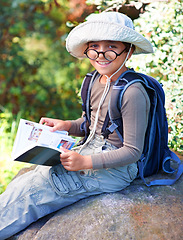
[11,119,76,166]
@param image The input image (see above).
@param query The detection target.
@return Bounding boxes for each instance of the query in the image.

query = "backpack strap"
[103,69,151,141]
[80,70,100,143]
[102,77,129,141]
[138,151,183,186]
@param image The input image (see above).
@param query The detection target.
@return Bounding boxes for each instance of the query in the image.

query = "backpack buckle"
[102,123,119,139]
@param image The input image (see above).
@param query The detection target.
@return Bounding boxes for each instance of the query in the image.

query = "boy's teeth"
[98,62,108,65]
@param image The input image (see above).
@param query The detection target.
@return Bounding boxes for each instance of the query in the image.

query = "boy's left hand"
[60,148,93,171]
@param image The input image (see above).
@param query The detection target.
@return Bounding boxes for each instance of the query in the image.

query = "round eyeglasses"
[84,48,127,62]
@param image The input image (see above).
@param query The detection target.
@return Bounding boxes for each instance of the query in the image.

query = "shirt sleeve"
[91,83,150,169]
[68,114,86,137]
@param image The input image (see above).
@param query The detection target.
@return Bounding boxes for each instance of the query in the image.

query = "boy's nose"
[98,52,105,59]
[97,48,106,59]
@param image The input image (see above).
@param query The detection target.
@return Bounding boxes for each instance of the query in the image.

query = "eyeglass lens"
[86,49,117,61]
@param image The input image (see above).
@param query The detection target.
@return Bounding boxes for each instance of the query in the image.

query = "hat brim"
[66,21,154,58]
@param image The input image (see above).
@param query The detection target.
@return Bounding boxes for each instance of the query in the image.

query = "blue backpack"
[80,69,183,186]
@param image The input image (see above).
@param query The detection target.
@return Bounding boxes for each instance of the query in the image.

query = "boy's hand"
[39,117,71,132]
[60,148,93,171]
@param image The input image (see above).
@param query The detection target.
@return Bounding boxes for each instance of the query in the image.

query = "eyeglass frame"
[84,47,127,62]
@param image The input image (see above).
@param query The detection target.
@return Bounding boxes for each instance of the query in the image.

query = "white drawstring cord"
[78,77,111,153]
[77,44,132,153]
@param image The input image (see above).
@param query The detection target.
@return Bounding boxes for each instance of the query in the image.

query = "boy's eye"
[88,43,118,50]
[89,44,98,48]
[108,45,117,49]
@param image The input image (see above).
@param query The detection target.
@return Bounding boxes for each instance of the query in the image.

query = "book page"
[12,119,76,160]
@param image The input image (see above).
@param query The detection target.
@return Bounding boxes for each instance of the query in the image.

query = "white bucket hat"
[66,11,153,58]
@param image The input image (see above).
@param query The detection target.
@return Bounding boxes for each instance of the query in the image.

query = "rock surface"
[7,155,183,240]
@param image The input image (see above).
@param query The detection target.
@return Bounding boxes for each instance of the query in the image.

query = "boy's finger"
[60,147,70,153]
[60,151,70,159]
[50,126,58,132]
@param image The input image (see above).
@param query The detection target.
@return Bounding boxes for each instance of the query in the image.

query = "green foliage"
[0,110,25,194]
[0,160,28,194]
[0,169,15,194]
[131,0,182,79]
[0,110,21,149]
[0,0,90,122]
[86,0,140,11]
[128,0,183,153]
[162,80,183,152]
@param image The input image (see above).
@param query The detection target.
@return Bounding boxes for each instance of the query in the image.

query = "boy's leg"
[0,165,99,240]
[0,136,138,239]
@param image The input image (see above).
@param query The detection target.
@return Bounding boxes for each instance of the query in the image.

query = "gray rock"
[7,155,183,240]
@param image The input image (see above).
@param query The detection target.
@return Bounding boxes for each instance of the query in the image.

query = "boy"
[0,11,153,239]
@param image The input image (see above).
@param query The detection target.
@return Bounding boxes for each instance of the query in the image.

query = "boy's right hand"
[39,117,71,132]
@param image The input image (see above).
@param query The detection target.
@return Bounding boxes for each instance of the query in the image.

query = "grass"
[0,111,30,194]
[0,144,29,194]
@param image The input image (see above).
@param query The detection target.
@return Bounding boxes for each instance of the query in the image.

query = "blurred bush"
[0,0,91,122]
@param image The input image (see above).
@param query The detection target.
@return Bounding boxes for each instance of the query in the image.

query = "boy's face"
[86,41,130,80]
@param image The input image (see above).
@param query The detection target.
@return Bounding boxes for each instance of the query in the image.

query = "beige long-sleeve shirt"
[69,76,150,169]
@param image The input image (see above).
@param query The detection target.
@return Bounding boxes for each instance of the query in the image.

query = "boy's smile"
[97,61,110,65]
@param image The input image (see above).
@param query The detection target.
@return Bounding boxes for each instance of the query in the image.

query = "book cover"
[11,119,76,166]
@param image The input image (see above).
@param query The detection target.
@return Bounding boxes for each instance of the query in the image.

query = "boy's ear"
[127,47,135,60]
